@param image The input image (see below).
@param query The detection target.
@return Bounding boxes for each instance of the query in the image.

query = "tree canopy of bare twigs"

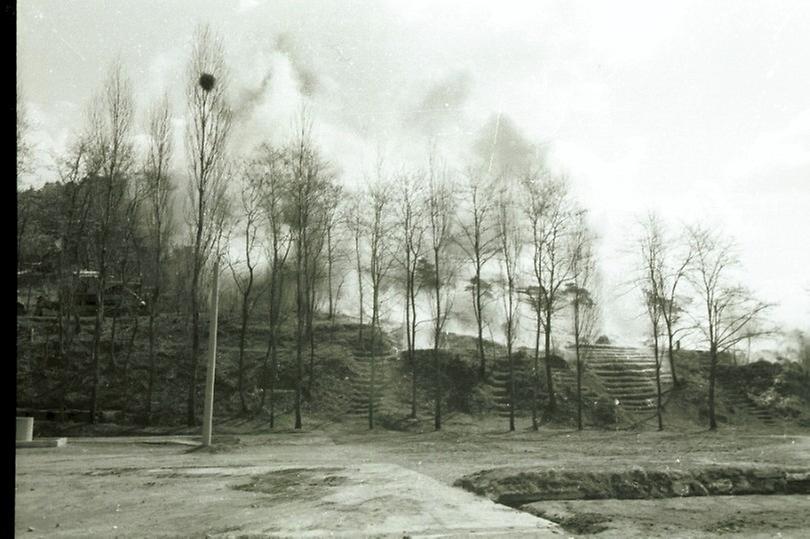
[566,211,599,431]
[495,180,522,431]
[85,59,136,423]
[455,166,499,379]
[425,152,456,431]
[183,23,233,426]
[522,170,576,424]
[687,225,773,430]
[393,169,428,418]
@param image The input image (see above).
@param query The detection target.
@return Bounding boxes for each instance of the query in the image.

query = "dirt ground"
[15,419,810,537]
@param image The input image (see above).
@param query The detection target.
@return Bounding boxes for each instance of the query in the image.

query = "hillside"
[15,312,810,434]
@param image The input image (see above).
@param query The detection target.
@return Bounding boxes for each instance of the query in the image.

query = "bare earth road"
[14,426,810,537]
[15,431,562,538]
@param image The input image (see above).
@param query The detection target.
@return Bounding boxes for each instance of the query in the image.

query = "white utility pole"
[202,253,220,447]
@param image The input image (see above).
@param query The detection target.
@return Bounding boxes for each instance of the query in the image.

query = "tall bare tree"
[85,60,135,423]
[113,168,145,418]
[687,226,773,430]
[365,177,396,429]
[657,225,693,387]
[142,94,174,425]
[227,160,266,414]
[456,166,498,379]
[425,153,455,431]
[256,143,292,426]
[567,211,598,431]
[53,138,93,410]
[304,171,336,393]
[286,112,333,429]
[345,191,367,345]
[183,24,232,426]
[637,214,666,430]
[322,183,343,323]
[17,82,32,184]
[523,172,575,425]
[17,83,36,280]
[394,170,427,418]
[495,184,522,431]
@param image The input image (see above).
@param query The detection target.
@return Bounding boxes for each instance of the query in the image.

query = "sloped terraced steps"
[487,357,588,417]
[487,361,530,417]
[576,346,674,413]
[344,349,399,418]
[723,387,779,425]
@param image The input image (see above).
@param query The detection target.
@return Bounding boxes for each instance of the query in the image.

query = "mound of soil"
[454,465,810,505]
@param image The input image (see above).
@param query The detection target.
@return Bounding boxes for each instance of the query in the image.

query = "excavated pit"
[454,465,810,506]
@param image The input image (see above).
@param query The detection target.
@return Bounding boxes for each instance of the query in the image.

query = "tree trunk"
[327,226,334,321]
[369,324,376,430]
[654,341,663,431]
[475,267,486,380]
[307,285,316,394]
[110,313,118,372]
[576,352,583,431]
[532,308,541,431]
[667,331,679,386]
[405,266,417,419]
[433,345,441,430]
[295,308,303,430]
[355,233,364,346]
[294,223,305,430]
[146,310,156,425]
[270,341,278,428]
[508,342,515,432]
[708,344,718,431]
[89,278,106,424]
[187,304,200,426]
[237,296,249,414]
[187,166,206,427]
[433,253,442,431]
[121,314,139,416]
[544,310,556,414]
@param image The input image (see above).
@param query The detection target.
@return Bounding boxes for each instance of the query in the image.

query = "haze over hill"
[16,0,810,348]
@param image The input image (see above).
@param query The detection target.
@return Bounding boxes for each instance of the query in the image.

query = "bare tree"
[345,191,367,346]
[227,160,266,414]
[425,153,455,431]
[17,82,32,183]
[304,169,336,393]
[286,112,333,429]
[567,211,598,431]
[113,168,145,419]
[365,176,396,429]
[142,94,174,425]
[183,24,232,426]
[256,143,292,426]
[322,183,343,323]
[456,166,498,379]
[52,138,93,410]
[657,226,693,387]
[394,170,427,418]
[85,60,135,423]
[495,184,522,431]
[687,225,773,430]
[16,83,36,280]
[637,214,666,430]
[523,172,575,425]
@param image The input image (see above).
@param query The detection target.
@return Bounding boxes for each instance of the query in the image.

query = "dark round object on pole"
[199,73,216,92]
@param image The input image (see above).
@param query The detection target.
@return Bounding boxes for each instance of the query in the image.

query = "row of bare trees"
[17,24,775,432]
[329,156,599,431]
[635,215,772,431]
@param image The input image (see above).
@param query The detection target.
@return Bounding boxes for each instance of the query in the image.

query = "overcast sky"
[17,0,810,345]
